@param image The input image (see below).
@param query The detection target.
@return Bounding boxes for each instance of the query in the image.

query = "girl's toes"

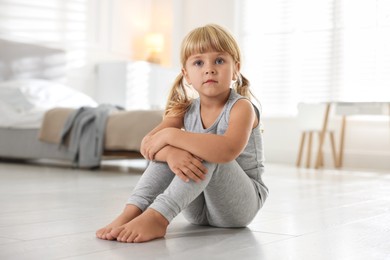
[110,226,124,239]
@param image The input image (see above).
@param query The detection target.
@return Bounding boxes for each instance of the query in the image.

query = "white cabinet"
[96,61,178,109]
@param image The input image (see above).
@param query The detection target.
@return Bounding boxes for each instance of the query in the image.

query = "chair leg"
[306,132,313,168]
[329,132,338,168]
[317,132,324,167]
[338,116,346,168]
[315,103,331,169]
[296,132,306,167]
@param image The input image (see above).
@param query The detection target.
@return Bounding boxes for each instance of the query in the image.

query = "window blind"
[238,0,390,117]
[0,0,88,70]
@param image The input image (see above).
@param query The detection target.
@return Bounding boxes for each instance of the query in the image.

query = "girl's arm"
[140,114,183,157]
[144,99,257,163]
[154,145,208,183]
[141,113,208,183]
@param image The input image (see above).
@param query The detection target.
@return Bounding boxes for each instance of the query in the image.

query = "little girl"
[96,24,268,243]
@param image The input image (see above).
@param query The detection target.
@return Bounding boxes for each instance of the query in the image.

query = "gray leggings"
[127,161,261,227]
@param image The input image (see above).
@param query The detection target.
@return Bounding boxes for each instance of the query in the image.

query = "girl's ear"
[232,62,240,80]
[182,68,191,85]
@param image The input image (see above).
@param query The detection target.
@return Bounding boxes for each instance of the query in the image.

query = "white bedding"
[0,79,97,128]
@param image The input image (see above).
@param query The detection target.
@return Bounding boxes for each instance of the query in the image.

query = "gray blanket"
[59,104,123,168]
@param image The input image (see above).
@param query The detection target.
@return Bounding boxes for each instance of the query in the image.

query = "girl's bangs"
[182,29,227,61]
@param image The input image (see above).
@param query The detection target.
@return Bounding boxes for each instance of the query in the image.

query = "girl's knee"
[183,214,209,226]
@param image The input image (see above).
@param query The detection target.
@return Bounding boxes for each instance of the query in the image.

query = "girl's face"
[182,51,239,100]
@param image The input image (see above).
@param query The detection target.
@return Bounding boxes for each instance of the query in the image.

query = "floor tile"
[0,160,389,260]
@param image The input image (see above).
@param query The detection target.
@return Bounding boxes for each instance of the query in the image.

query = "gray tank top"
[184,90,268,201]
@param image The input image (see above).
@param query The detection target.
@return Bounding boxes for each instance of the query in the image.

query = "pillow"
[0,87,33,112]
[0,79,97,112]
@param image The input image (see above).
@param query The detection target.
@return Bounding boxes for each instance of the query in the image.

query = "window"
[238,0,390,117]
[0,0,88,70]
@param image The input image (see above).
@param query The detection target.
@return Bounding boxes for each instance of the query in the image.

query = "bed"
[0,38,163,168]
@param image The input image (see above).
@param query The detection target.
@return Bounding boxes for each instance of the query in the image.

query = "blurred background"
[0,0,389,171]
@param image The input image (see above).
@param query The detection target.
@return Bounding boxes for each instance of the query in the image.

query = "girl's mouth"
[204,79,217,84]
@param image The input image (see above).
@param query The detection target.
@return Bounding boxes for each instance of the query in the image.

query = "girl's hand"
[140,135,152,159]
[141,134,158,160]
[141,128,172,160]
[166,147,208,183]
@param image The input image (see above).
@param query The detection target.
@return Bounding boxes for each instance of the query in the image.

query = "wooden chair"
[296,103,338,168]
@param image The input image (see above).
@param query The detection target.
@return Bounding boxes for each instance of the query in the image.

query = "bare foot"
[96,205,142,240]
[111,208,169,243]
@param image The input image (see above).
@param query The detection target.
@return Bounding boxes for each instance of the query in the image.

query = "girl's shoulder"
[226,90,261,122]
[225,90,247,112]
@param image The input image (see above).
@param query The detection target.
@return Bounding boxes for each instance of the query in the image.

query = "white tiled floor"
[0,160,389,260]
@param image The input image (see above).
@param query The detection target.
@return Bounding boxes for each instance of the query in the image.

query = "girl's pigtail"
[234,73,262,111]
[164,73,192,117]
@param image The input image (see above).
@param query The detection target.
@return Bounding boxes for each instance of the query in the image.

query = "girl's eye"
[215,58,224,65]
[194,60,203,66]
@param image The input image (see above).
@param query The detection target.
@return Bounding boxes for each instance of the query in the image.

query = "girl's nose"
[205,67,216,75]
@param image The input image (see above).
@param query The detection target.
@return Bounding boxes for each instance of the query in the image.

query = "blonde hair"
[165,24,257,117]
